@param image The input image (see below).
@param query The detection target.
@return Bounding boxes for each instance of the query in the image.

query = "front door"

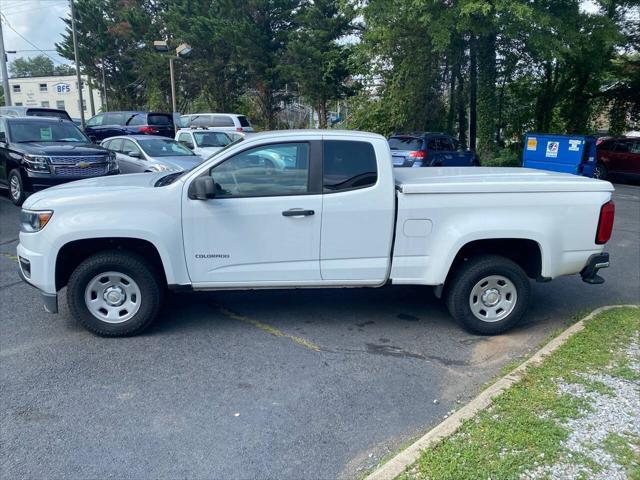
[183,141,322,285]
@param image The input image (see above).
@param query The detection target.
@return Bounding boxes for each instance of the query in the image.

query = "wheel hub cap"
[84,272,141,324]
[103,286,126,306]
[481,288,501,307]
[469,275,518,323]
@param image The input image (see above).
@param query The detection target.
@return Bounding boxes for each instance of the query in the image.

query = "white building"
[8,74,102,119]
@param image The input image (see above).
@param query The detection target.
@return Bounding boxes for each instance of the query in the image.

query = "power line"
[0,13,66,65]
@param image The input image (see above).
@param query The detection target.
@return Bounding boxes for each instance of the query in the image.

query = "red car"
[595,136,640,181]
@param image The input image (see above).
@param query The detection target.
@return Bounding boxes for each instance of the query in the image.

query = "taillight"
[236,127,243,132]
[596,201,615,244]
[139,126,159,134]
[409,150,426,159]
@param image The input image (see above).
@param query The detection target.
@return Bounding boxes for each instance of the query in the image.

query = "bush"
[481,148,522,167]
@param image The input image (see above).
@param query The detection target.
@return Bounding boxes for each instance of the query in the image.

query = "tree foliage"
[54,0,639,145]
[9,55,75,78]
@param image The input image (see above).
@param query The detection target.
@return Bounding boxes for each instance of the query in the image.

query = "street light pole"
[0,17,12,106]
[70,0,85,128]
[169,57,176,113]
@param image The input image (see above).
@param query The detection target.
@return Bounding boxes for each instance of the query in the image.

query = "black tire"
[8,169,26,206]
[594,163,608,180]
[67,250,164,337]
[446,254,531,335]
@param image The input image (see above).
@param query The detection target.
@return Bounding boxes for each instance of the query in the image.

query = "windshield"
[8,120,89,143]
[194,131,231,147]
[137,138,194,157]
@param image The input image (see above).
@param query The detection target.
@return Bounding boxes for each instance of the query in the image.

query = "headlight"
[149,164,179,172]
[20,209,53,233]
[23,155,50,172]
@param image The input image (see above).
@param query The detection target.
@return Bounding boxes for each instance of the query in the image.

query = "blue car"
[388,132,479,168]
[84,111,175,143]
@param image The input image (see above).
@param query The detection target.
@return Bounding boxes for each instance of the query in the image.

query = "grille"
[55,165,108,177]
[49,155,108,165]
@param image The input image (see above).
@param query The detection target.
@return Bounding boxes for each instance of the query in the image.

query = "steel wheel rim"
[469,275,517,323]
[84,271,141,324]
[10,176,20,200]
[594,166,604,179]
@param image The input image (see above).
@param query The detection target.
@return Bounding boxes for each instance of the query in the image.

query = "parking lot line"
[215,304,322,352]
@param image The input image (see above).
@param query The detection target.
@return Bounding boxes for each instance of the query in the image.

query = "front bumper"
[580,252,610,285]
[17,259,58,313]
[23,169,119,192]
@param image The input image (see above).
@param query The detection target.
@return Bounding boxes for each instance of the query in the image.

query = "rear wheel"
[67,250,164,336]
[446,255,530,335]
[8,169,26,206]
[594,163,608,180]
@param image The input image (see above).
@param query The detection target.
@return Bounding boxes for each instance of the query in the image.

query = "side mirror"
[189,176,216,200]
[128,151,141,158]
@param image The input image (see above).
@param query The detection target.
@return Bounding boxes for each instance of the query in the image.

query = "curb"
[364,304,640,480]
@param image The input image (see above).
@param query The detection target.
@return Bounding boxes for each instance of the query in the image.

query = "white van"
[180,113,254,133]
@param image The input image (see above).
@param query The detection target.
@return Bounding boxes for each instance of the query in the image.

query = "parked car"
[101,135,202,173]
[175,128,231,158]
[0,116,117,205]
[389,133,479,167]
[84,111,175,142]
[17,130,614,337]
[0,106,72,122]
[180,113,254,133]
[595,136,640,181]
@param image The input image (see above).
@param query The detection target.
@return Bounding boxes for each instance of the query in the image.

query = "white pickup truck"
[17,130,615,337]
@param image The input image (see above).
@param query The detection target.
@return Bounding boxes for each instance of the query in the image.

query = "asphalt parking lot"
[1,183,638,480]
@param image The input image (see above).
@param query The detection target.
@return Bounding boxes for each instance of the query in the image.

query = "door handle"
[282,208,315,217]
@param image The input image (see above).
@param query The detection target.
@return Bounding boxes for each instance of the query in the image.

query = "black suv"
[388,132,480,168]
[0,116,118,205]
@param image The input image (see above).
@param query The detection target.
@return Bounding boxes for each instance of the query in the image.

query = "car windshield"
[137,138,194,157]
[8,120,89,143]
[193,131,230,147]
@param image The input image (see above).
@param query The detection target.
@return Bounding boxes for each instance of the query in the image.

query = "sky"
[1,0,71,70]
[0,0,612,76]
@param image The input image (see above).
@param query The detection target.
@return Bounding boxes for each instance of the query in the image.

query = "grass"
[397,306,640,480]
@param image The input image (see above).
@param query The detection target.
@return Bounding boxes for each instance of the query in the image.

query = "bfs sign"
[54,83,72,94]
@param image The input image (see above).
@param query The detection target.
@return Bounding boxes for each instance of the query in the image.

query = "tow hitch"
[581,253,610,285]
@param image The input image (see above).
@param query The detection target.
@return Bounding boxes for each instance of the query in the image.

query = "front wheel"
[67,250,164,336]
[446,255,531,335]
[8,169,26,206]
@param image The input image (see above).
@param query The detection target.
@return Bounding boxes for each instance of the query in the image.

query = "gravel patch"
[521,338,640,480]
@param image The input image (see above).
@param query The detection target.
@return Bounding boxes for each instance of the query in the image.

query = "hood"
[23,172,170,210]
[195,146,224,158]
[16,141,107,156]
[152,155,203,171]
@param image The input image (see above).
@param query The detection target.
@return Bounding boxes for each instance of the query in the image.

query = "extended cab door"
[183,141,323,285]
[320,137,396,282]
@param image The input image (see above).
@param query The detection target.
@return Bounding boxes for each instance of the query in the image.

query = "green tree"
[285,0,355,128]
[9,55,56,77]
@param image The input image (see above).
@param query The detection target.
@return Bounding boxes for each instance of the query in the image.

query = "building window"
[41,101,50,108]
[56,100,65,110]
[14,102,23,106]
[39,83,48,92]
[12,84,20,93]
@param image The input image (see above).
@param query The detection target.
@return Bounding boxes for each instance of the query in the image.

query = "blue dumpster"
[522,133,597,177]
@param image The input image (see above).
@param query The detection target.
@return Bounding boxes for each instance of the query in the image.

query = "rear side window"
[104,112,126,125]
[238,115,251,127]
[148,114,172,126]
[388,136,422,151]
[613,141,630,153]
[212,115,235,127]
[323,140,377,192]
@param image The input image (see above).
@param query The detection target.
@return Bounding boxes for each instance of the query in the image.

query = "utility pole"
[101,63,108,111]
[87,77,95,116]
[0,16,12,106]
[169,57,176,113]
[70,0,85,128]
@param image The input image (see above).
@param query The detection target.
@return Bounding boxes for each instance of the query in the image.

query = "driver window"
[210,143,309,197]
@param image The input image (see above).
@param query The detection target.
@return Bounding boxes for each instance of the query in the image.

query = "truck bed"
[394,167,615,194]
